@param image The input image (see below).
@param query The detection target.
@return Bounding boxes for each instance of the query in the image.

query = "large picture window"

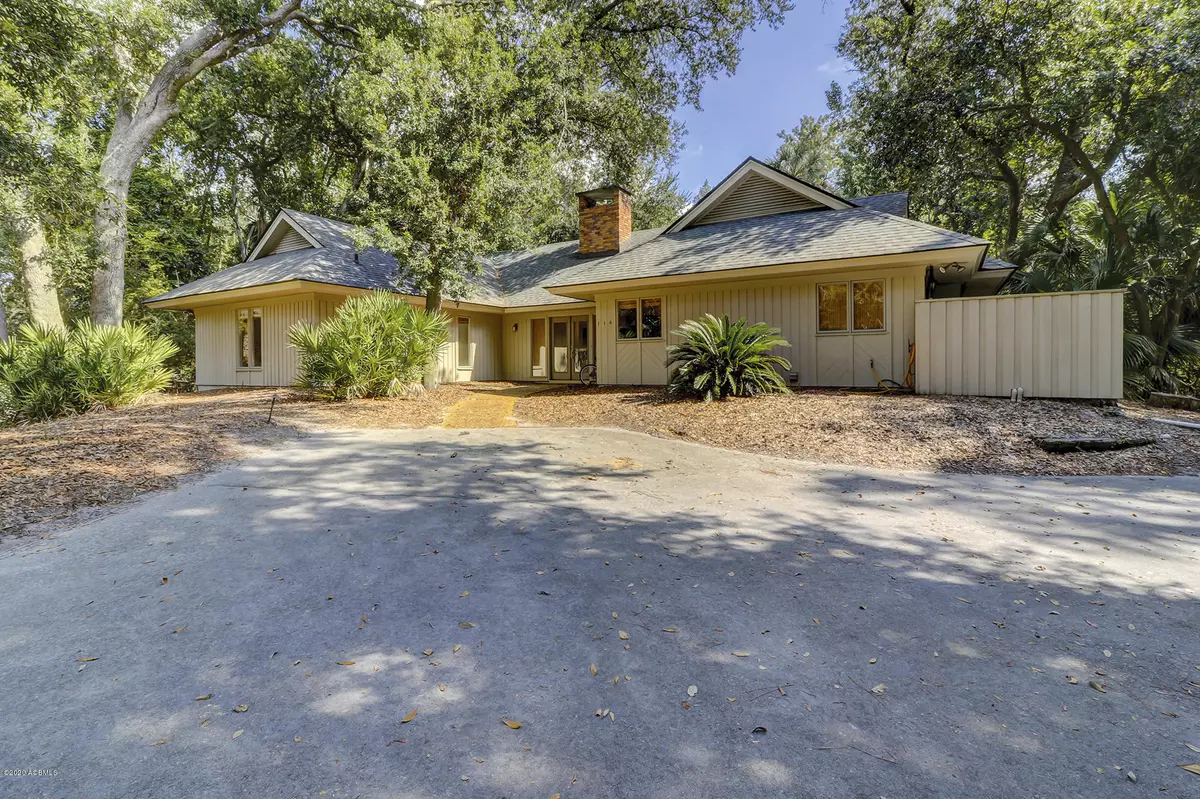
[818,281,886,333]
[617,300,638,339]
[237,308,262,368]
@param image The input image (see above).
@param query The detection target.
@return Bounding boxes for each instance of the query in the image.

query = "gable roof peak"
[667,157,855,234]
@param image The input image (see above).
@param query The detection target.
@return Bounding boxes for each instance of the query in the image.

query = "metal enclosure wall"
[915,289,1124,399]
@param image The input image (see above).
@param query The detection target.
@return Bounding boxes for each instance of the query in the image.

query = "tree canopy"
[817,0,1200,394]
[0,0,785,354]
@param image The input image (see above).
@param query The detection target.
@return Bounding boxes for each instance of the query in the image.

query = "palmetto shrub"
[289,292,449,400]
[665,313,792,402]
[0,322,177,424]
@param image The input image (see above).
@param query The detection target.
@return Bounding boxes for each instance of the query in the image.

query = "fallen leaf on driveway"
[150,738,168,747]
[662,627,677,633]
[955,596,971,604]
[461,591,469,597]
[687,685,698,697]
[453,644,462,653]
[589,664,598,676]
[337,660,356,666]
[401,709,418,723]
[423,649,434,657]
[732,651,750,658]
[1186,743,1200,754]
[751,726,767,735]
[232,730,243,739]
[195,694,212,701]
[870,684,887,695]
[1089,681,1106,693]
[459,622,476,629]
[501,718,523,729]
[76,657,99,663]
[233,704,249,712]
[618,631,629,640]
[1179,764,1200,776]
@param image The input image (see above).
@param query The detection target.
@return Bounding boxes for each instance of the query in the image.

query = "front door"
[551,318,570,380]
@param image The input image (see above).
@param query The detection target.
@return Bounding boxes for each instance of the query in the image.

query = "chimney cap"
[575,184,634,201]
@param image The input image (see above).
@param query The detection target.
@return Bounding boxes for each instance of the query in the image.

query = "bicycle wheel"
[579,363,598,386]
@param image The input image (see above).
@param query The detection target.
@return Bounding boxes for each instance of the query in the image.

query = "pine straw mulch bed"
[513,386,1200,477]
[0,385,472,537]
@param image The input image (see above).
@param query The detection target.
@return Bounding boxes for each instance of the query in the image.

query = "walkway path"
[441,384,548,428]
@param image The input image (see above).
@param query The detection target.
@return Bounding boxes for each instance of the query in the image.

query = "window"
[640,298,662,339]
[617,300,638,339]
[818,281,886,333]
[237,308,263,368]
[617,298,662,340]
[457,317,471,368]
[817,284,848,332]
[852,280,885,331]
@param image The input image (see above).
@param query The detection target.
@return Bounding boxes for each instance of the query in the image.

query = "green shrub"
[289,292,450,400]
[0,325,77,423]
[665,313,792,402]
[0,322,178,424]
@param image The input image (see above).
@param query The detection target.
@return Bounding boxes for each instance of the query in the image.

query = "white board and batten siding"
[195,292,503,389]
[915,289,1124,399]
[594,266,926,387]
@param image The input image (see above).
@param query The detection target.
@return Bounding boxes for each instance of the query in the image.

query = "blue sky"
[672,1,851,197]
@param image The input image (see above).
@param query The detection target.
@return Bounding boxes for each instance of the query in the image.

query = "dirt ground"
[3,383,1199,538]
[0,387,470,537]
[513,386,1200,477]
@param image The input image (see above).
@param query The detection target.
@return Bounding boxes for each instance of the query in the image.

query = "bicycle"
[578,362,598,386]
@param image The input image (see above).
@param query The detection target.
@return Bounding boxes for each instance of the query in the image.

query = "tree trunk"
[0,287,8,340]
[88,2,305,325]
[16,212,66,329]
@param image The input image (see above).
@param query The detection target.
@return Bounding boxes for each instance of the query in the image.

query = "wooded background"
[1,0,1196,394]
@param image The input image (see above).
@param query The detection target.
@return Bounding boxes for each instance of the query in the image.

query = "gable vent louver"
[691,172,823,226]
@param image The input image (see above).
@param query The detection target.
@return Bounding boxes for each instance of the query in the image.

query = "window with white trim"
[616,297,663,340]
[817,280,886,333]
[237,308,263,368]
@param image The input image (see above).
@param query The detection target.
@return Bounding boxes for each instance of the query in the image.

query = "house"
[146,157,1123,399]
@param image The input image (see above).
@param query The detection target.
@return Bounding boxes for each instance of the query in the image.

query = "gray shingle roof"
[851,192,909,217]
[481,228,663,307]
[981,256,1018,271]
[149,194,988,307]
[543,207,987,289]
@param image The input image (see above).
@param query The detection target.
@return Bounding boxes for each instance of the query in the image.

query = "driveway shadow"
[0,428,1196,798]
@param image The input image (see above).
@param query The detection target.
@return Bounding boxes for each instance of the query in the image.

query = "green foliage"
[0,324,75,422]
[832,0,1200,397]
[0,321,177,424]
[289,292,449,401]
[771,114,842,190]
[67,320,178,408]
[665,314,791,402]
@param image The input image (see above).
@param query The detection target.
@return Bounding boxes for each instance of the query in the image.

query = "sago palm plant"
[289,291,449,400]
[665,313,792,402]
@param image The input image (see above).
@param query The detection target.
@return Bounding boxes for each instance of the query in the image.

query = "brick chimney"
[577,186,633,257]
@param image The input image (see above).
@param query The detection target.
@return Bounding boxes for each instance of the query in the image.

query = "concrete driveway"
[1,428,1198,798]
